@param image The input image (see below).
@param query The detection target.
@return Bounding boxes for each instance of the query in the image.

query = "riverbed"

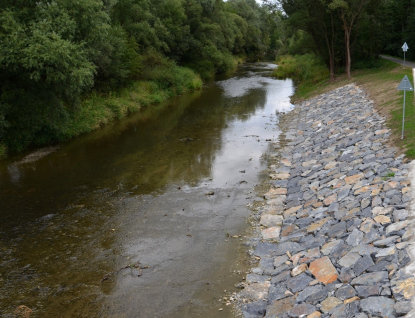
[0,63,294,317]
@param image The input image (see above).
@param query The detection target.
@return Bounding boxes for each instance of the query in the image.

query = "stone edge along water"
[236,84,415,318]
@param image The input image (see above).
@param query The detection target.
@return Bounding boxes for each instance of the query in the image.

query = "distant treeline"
[0,0,277,155]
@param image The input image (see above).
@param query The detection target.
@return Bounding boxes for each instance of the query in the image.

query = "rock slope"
[238,84,415,318]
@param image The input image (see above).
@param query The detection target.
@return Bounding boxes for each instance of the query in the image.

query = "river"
[0,63,294,317]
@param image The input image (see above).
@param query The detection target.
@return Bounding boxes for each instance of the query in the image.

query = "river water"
[0,63,293,317]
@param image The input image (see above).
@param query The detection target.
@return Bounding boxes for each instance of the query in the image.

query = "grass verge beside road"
[275,56,415,159]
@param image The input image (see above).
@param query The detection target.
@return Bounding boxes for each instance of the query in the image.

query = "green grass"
[59,66,202,140]
[275,55,415,158]
[0,63,202,159]
[273,54,329,90]
[382,171,396,180]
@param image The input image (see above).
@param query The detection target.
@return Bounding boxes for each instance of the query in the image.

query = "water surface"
[0,63,293,317]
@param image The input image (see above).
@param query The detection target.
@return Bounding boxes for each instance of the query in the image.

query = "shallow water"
[0,63,293,317]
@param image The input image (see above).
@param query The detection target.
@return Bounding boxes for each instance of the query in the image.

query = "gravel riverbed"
[237,84,415,318]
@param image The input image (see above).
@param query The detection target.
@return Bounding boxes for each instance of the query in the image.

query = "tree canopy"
[273,0,413,79]
[1,0,414,154]
[0,0,275,152]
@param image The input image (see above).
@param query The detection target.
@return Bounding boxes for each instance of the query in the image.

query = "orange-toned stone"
[372,206,391,215]
[285,205,302,216]
[345,173,364,184]
[265,188,287,199]
[290,252,304,266]
[307,217,331,233]
[333,180,346,189]
[384,181,398,191]
[307,311,322,318]
[304,199,318,208]
[309,256,338,285]
[340,207,361,222]
[262,227,281,240]
[344,296,360,304]
[354,186,373,195]
[312,201,323,208]
[371,188,381,196]
[281,159,292,167]
[274,188,288,195]
[323,194,337,206]
[360,219,375,233]
[281,224,299,237]
[391,277,415,299]
[325,162,337,170]
[374,215,391,225]
[375,129,389,135]
[272,172,290,180]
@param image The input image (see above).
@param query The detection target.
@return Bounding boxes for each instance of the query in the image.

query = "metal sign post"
[397,75,414,139]
[402,42,409,67]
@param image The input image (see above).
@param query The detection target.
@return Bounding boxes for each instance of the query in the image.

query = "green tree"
[328,0,374,79]
[0,0,108,150]
[280,0,341,80]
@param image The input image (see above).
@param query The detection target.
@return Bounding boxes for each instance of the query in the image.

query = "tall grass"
[273,54,329,85]
[60,65,202,139]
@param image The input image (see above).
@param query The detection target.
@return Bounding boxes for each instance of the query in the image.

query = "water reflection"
[7,164,21,185]
[0,63,294,317]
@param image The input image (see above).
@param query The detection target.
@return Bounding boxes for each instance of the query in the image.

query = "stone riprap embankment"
[238,84,415,318]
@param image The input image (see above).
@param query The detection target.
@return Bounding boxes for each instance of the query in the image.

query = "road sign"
[402,43,409,67]
[397,75,414,139]
[397,75,414,91]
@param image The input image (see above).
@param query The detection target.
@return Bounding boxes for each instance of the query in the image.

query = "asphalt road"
[380,54,415,68]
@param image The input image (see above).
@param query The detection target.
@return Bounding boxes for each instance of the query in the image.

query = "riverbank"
[237,84,415,318]
[0,64,203,160]
[275,56,415,159]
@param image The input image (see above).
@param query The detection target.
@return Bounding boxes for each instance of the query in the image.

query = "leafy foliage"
[273,54,329,84]
[0,0,276,154]
[275,0,390,79]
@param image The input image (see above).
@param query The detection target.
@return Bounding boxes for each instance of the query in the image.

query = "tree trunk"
[345,28,351,80]
[324,33,335,81]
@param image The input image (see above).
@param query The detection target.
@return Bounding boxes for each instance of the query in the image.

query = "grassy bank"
[0,54,250,159]
[0,64,202,159]
[61,66,202,139]
[274,55,415,159]
[273,54,329,89]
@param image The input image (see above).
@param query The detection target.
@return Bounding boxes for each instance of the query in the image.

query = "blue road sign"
[397,75,414,91]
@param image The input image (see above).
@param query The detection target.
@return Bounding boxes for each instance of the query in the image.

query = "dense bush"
[0,0,275,155]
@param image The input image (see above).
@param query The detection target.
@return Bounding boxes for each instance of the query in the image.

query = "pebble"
[237,85,415,318]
